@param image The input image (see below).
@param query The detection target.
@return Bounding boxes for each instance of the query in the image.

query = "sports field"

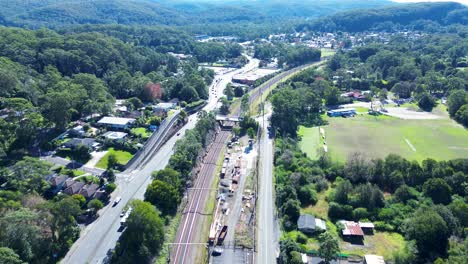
[299,114,468,162]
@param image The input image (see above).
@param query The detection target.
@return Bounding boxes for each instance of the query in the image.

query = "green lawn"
[131,127,151,139]
[321,48,336,58]
[298,126,322,159]
[96,148,133,169]
[340,231,405,261]
[300,114,468,162]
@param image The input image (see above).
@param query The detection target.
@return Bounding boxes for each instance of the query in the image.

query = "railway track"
[171,131,230,264]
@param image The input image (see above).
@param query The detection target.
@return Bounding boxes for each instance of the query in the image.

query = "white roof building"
[97,117,135,127]
[364,255,385,264]
[102,131,128,140]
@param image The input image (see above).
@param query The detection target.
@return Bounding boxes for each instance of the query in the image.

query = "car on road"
[120,210,126,217]
[113,196,121,207]
[212,247,223,256]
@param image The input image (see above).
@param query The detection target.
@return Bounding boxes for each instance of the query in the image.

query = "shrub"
[296,232,308,244]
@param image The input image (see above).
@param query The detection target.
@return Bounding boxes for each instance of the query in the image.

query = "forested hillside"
[300,2,467,32]
[0,0,393,29]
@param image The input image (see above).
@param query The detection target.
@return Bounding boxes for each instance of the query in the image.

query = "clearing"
[95,148,133,169]
[300,113,468,162]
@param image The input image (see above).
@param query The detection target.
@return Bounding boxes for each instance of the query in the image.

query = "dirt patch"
[384,107,442,120]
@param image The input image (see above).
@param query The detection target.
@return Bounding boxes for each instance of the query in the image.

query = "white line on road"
[405,138,416,152]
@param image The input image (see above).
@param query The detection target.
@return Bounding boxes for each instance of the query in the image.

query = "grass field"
[300,114,468,162]
[96,148,133,169]
[321,48,336,58]
[131,127,151,139]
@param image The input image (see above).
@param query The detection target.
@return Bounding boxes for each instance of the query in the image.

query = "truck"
[120,207,132,226]
[217,225,228,246]
[220,168,226,178]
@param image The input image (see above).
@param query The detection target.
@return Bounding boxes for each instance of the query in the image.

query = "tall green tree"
[113,200,164,263]
[318,232,340,264]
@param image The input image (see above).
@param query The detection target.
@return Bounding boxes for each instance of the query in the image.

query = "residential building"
[340,220,365,239]
[79,184,99,199]
[297,214,327,234]
[97,116,136,130]
[63,181,85,195]
[48,175,68,194]
[152,102,176,115]
[102,131,128,141]
[62,138,100,150]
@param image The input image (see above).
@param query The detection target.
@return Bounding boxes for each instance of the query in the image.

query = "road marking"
[405,138,416,152]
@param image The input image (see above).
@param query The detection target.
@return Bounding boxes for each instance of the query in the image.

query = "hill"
[0,0,394,29]
[299,2,467,32]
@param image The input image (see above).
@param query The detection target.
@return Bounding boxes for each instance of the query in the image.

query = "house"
[152,102,176,115]
[340,220,364,238]
[102,131,127,141]
[298,214,327,234]
[70,125,86,137]
[63,138,100,150]
[79,184,99,199]
[359,222,375,234]
[97,116,136,130]
[63,181,85,195]
[327,108,357,117]
[364,255,385,264]
[48,175,68,194]
[298,214,316,234]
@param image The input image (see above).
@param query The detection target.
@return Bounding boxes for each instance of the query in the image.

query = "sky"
[391,0,468,4]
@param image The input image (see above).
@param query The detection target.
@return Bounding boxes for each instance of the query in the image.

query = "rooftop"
[340,220,364,236]
[98,116,135,126]
[298,214,316,231]
[364,255,385,264]
[102,131,127,140]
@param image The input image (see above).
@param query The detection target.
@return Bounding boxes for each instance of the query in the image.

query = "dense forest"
[300,2,467,32]
[0,0,393,29]
[0,24,248,165]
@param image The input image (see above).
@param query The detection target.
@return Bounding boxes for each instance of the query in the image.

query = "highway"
[61,56,259,264]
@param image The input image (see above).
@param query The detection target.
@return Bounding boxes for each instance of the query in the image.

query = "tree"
[318,232,340,264]
[297,185,318,206]
[404,209,450,258]
[0,208,47,262]
[107,154,117,170]
[219,97,230,115]
[151,168,181,193]
[247,127,255,139]
[417,92,436,112]
[447,90,467,117]
[144,180,180,215]
[113,200,164,263]
[324,85,340,106]
[423,178,452,205]
[0,247,25,264]
[105,182,117,194]
[87,199,104,214]
[224,83,234,100]
[454,104,468,127]
[9,157,51,193]
[73,144,91,162]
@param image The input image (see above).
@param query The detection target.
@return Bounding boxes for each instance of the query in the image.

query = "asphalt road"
[61,56,259,264]
[256,111,278,264]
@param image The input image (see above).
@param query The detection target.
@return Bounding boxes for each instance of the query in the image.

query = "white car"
[113,196,122,207]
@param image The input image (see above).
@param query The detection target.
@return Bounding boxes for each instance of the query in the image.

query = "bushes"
[328,202,353,220]
[298,185,318,206]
